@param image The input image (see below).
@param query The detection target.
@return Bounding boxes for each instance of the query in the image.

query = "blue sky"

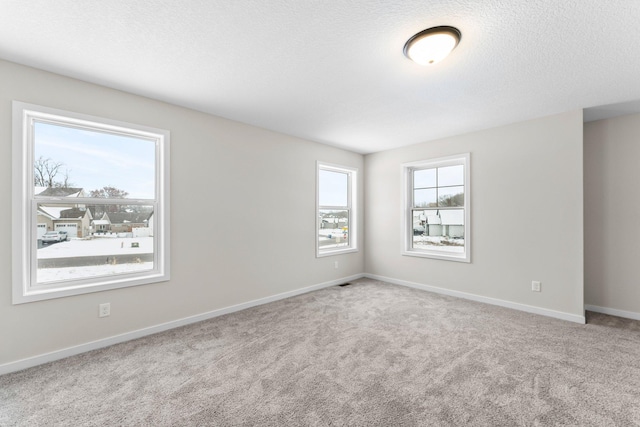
[34,122,156,199]
[414,165,463,188]
[319,170,348,206]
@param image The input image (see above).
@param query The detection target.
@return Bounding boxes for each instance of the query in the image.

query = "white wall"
[0,59,364,366]
[0,57,590,370]
[364,111,584,319]
[584,113,640,317]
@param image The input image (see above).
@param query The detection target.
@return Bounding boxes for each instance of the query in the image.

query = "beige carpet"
[2,278,640,426]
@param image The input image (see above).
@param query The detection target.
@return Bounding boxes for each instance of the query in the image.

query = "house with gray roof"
[417,209,464,238]
[37,206,93,239]
[90,211,152,234]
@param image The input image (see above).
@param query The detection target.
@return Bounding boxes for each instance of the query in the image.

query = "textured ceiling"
[1,0,639,154]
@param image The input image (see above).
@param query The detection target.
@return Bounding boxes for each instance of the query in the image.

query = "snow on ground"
[318,228,350,248]
[38,262,153,283]
[38,236,153,259]
[413,235,464,253]
[37,236,154,283]
[319,228,348,238]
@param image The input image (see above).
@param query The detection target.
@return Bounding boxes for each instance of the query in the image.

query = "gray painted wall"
[0,60,364,365]
[364,111,584,318]
[584,113,640,315]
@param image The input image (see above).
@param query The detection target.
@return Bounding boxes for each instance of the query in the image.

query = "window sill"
[317,247,358,258]
[402,249,470,263]
[13,271,170,304]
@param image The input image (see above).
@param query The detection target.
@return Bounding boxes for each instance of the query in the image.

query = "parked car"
[41,231,65,243]
[58,231,69,241]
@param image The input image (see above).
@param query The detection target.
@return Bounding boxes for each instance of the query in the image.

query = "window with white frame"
[317,162,357,256]
[12,101,170,304]
[402,153,470,262]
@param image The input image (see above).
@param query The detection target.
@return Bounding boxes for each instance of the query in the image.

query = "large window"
[12,101,170,303]
[402,153,470,262]
[317,162,357,257]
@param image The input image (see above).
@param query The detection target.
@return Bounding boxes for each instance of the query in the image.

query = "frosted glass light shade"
[404,26,461,66]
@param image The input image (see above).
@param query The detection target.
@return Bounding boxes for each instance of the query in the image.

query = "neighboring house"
[419,209,464,238]
[58,208,93,238]
[37,206,93,239]
[36,207,57,238]
[36,187,86,207]
[320,216,347,229]
[439,210,464,238]
[90,211,152,234]
[91,213,111,233]
[36,187,86,198]
[107,212,152,233]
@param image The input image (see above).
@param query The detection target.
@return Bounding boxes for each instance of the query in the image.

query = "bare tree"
[58,170,74,188]
[34,156,73,188]
[438,192,464,207]
[90,186,129,199]
[90,186,129,214]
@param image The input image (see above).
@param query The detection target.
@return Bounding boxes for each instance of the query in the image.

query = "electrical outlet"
[99,303,111,317]
[334,261,339,269]
[531,281,541,292]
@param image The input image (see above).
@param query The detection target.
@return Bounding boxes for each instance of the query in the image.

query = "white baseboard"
[585,304,640,321]
[0,274,364,376]
[1,272,590,376]
[364,273,586,324]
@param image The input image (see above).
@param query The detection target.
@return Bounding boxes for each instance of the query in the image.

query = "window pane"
[414,188,437,207]
[34,121,156,199]
[318,209,349,250]
[437,165,464,187]
[414,168,436,189]
[36,203,154,284]
[412,208,465,253]
[437,186,464,207]
[319,170,348,206]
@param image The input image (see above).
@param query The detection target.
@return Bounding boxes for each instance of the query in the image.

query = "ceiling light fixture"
[403,26,461,66]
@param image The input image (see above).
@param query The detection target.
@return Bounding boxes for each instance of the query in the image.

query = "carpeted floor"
[2,278,640,426]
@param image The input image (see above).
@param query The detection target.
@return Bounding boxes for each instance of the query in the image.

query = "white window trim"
[316,161,358,257]
[401,153,470,263]
[12,101,170,304]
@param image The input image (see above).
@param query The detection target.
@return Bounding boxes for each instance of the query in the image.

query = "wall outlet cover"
[99,303,111,317]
